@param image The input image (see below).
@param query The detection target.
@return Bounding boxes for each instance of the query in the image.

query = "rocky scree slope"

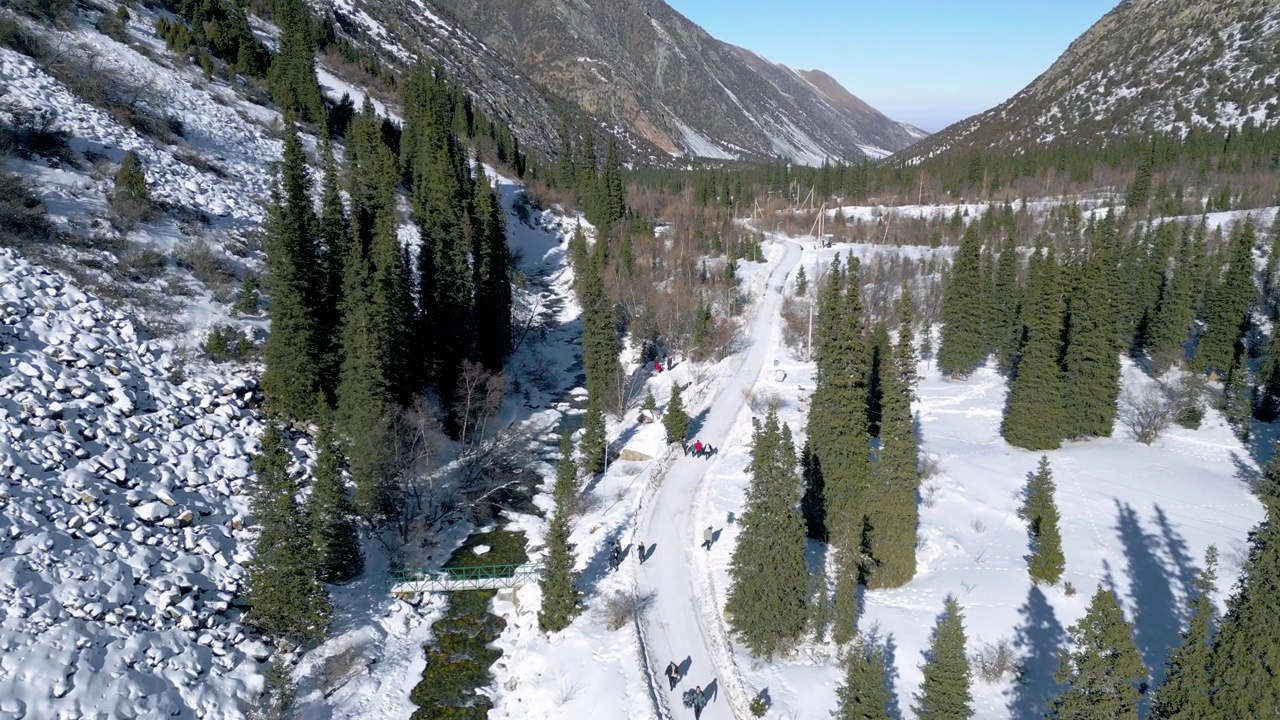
[321,0,925,163]
[898,0,1280,161]
[0,245,267,715]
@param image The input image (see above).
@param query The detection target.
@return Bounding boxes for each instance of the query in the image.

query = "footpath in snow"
[635,239,801,719]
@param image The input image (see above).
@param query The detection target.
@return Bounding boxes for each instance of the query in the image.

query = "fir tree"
[795,263,809,297]
[801,441,826,541]
[245,424,331,644]
[725,411,810,658]
[866,292,920,589]
[993,237,1023,375]
[1147,229,1198,373]
[305,399,363,584]
[233,274,259,316]
[1222,350,1252,443]
[577,254,621,412]
[552,430,578,512]
[1198,221,1257,374]
[1255,327,1280,421]
[1148,546,1218,720]
[1207,450,1280,716]
[316,139,351,397]
[539,434,582,634]
[1018,456,1065,586]
[267,0,325,125]
[111,150,151,221]
[581,396,607,474]
[1050,585,1148,720]
[261,130,322,422]
[664,381,690,445]
[912,596,974,720]
[938,225,988,377]
[834,637,893,720]
[472,177,512,372]
[1002,247,1066,450]
[1061,247,1121,439]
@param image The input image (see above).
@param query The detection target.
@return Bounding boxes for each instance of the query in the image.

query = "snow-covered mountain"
[321,0,926,164]
[897,0,1280,161]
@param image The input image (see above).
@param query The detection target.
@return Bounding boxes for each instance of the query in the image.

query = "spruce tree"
[834,636,893,720]
[938,225,988,377]
[581,396,607,474]
[1222,350,1252,442]
[795,263,808,297]
[540,435,582,634]
[577,254,621,412]
[1254,328,1280,421]
[1197,221,1257,374]
[725,411,810,658]
[912,596,974,720]
[1207,452,1280,716]
[1147,229,1197,373]
[1018,456,1065,586]
[111,150,151,221]
[266,0,325,125]
[305,399,364,584]
[1148,546,1218,720]
[993,237,1022,376]
[472,177,512,372]
[1002,247,1066,450]
[866,292,920,589]
[801,441,826,542]
[664,381,690,445]
[1050,585,1148,720]
[316,139,351,397]
[1061,248,1121,439]
[367,200,413,405]
[245,424,332,644]
[261,130,322,422]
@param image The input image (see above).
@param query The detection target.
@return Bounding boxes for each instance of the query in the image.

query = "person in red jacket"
[654,359,663,373]
[693,440,703,456]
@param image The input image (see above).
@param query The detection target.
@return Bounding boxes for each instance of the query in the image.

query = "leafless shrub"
[0,171,52,248]
[971,638,1018,683]
[43,48,182,143]
[173,237,236,295]
[555,675,583,706]
[960,579,976,595]
[745,387,783,414]
[1119,384,1173,445]
[173,147,227,178]
[971,518,987,534]
[599,586,655,631]
[780,295,809,350]
[1063,581,1077,597]
[921,479,940,508]
[454,361,506,446]
[919,452,941,480]
[116,244,167,283]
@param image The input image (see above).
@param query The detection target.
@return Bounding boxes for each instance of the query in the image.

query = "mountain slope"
[327,0,924,163]
[898,0,1280,161]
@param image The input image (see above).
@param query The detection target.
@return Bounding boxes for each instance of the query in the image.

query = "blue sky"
[664,0,1120,132]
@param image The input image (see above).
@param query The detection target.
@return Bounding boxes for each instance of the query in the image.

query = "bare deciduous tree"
[1119,384,1173,445]
[454,360,506,447]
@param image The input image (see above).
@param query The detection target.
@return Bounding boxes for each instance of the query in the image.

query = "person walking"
[692,685,707,719]
[637,541,647,564]
[702,526,713,550]
[665,660,679,690]
[609,540,621,571]
[693,440,703,457]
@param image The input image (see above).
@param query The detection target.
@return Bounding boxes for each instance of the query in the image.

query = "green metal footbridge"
[389,563,544,594]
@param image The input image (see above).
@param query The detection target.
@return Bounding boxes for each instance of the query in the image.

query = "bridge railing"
[388,563,543,593]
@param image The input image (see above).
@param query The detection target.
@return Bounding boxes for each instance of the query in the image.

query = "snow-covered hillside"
[0,249,266,718]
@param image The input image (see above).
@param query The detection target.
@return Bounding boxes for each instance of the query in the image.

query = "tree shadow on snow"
[864,624,903,720]
[576,520,635,597]
[1154,506,1199,617]
[1247,415,1280,470]
[1231,449,1264,494]
[1115,501,1181,703]
[1006,585,1066,720]
[686,406,712,442]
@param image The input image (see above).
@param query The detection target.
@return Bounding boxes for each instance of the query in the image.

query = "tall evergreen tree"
[261,129,322,422]
[993,237,1023,375]
[245,424,331,644]
[305,399,364,584]
[1018,456,1065,586]
[725,411,810,658]
[266,0,326,125]
[800,441,826,541]
[834,636,893,720]
[1050,585,1148,720]
[1002,248,1067,450]
[472,177,512,372]
[912,596,974,720]
[581,396,607,474]
[1197,221,1257,374]
[1206,450,1280,716]
[664,381,690,445]
[1222,350,1252,443]
[866,290,920,589]
[808,258,874,644]
[1147,228,1198,373]
[1148,545,1218,720]
[938,225,988,377]
[317,139,352,397]
[539,435,581,633]
[1062,247,1121,438]
[578,253,621,412]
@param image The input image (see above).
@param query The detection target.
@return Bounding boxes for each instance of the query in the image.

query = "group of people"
[683,439,716,459]
[664,662,710,718]
[608,539,649,572]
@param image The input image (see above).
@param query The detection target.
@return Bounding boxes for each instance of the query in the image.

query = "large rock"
[619,448,652,462]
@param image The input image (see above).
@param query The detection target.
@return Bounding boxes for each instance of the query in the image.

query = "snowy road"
[636,238,801,720]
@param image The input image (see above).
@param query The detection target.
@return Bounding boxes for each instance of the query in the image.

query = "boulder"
[619,448,652,462]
